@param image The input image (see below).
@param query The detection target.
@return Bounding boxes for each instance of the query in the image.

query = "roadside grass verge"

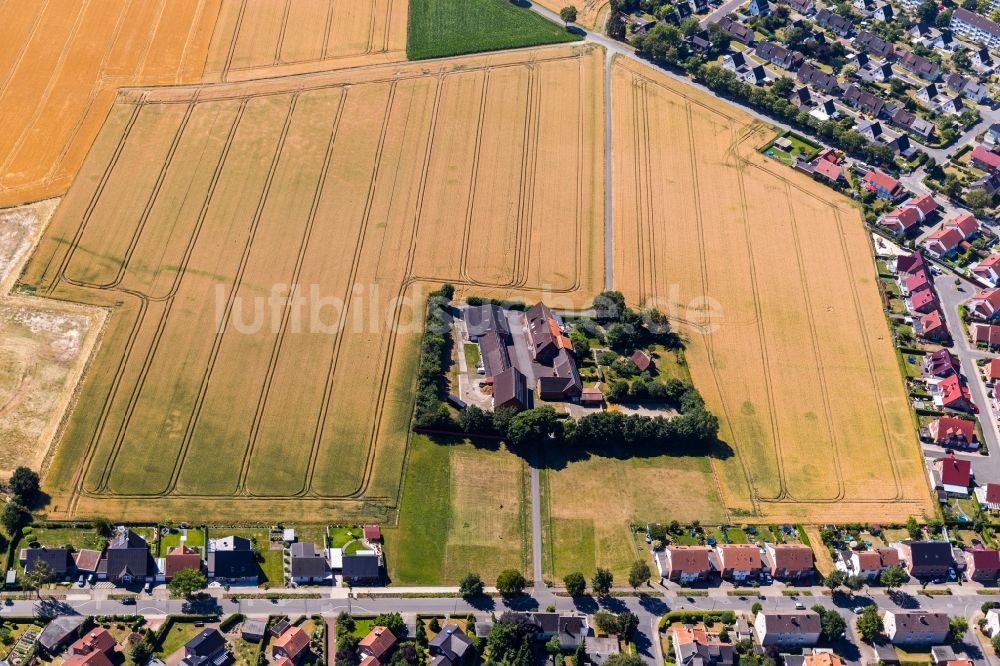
[407,0,579,60]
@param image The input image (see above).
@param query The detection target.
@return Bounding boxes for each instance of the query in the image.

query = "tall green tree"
[8,468,39,504]
[563,571,586,596]
[560,6,578,25]
[168,567,207,598]
[628,560,651,589]
[592,567,614,595]
[856,605,883,643]
[496,569,527,596]
[459,572,484,599]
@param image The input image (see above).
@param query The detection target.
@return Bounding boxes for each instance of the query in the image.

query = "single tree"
[617,612,639,640]
[0,500,29,534]
[845,574,866,592]
[856,605,883,643]
[560,5,578,25]
[21,559,54,598]
[496,569,527,596]
[992,633,1000,653]
[879,565,908,592]
[373,612,406,637]
[8,468,39,504]
[574,639,588,666]
[949,615,969,642]
[129,639,154,665]
[459,572,484,599]
[820,609,846,641]
[168,567,207,598]
[905,516,921,540]
[563,571,587,596]
[628,560,651,589]
[823,570,847,591]
[751,602,762,615]
[592,567,614,595]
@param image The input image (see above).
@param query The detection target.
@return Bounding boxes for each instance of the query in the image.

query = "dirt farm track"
[20,44,604,522]
[0,0,407,208]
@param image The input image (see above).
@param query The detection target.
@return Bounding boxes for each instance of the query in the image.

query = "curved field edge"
[406,0,581,60]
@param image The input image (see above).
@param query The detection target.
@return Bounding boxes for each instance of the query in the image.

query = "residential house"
[964,547,1000,582]
[722,51,747,72]
[883,611,950,645]
[951,7,1000,50]
[870,61,895,82]
[946,73,988,103]
[887,134,912,156]
[891,108,935,139]
[526,302,574,362]
[929,372,970,411]
[363,525,381,542]
[897,540,955,578]
[890,251,926,276]
[429,625,475,666]
[780,0,815,13]
[103,529,151,584]
[900,51,941,80]
[715,17,755,44]
[970,172,1000,197]
[494,366,530,412]
[797,63,840,94]
[986,357,1000,382]
[935,454,972,495]
[164,545,202,580]
[972,145,1000,173]
[812,158,844,183]
[939,94,964,115]
[916,83,939,104]
[21,547,71,579]
[288,542,331,585]
[755,41,804,70]
[207,535,258,584]
[926,416,976,448]
[750,0,770,15]
[537,348,583,400]
[342,551,381,584]
[871,4,894,20]
[272,627,311,664]
[181,629,228,666]
[63,628,116,666]
[38,616,87,655]
[810,98,838,121]
[850,547,900,579]
[973,254,1000,286]
[971,322,1000,347]
[915,309,948,342]
[74,549,101,578]
[856,30,895,59]
[738,64,768,86]
[968,288,1000,320]
[906,285,937,314]
[857,119,884,141]
[766,544,814,582]
[987,609,1000,637]
[631,350,655,372]
[671,626,736,665]
[754,611,821,647]
[949,212,980,240]
[923,226,965,259]
[790,85,811,108]
[479,329,511,377]
[977,483,1000,510]
[815,8,853,36]
[850,51,870,69]
[658,546,713,583]
[923,349,960,378]
[844,85,885,117]
[714,544,762,580]
[901,270,930,297]
[862,169,904,200]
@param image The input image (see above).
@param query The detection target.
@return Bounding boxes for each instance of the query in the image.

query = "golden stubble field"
[20,44,605,521]
[610,57,932,523]
[0,0,408,208]
[533,0,610,29]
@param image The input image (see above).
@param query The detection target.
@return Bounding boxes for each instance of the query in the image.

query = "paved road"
[932,269,1000,485]
[699,0,745,27]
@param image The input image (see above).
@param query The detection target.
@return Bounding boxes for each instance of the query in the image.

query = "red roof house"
[907,194,938,219]
[977,482,1000,510]
[969,288,1000,320]
[932,373,970,411]
[949,212,980,239]
[359,627,397,662]
[363,525,382,542]
[272,627,310,662]
[165,545,202,579]
[907,287,938,314]
[971,322,1000,347]
[813,158,844,182]
[927,416,976,447]
[935,453,972,494]
[916,310,948,341]
[903,271,931,295]
[964,547,1000,582]
[973,254,1000,286]
[987,358,1000,382]
[924,226,965,258]
[924,349,961,377]
[631,350,654,372]
[863,169,905,199]
[64,629,116,666]
[892,252,925,276]
[972,145,1000,172]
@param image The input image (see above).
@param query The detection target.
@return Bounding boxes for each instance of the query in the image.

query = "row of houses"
[654,542,814,583]
[841,538,1000,581]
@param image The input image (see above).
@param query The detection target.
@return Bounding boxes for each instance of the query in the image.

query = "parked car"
[853,606,864,614]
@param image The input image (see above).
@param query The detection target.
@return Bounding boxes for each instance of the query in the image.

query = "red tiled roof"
[895,252,924,274]
[769,544,813,572]
[949,212,979,237]
[972,145,1000,169]
[884,206,920,230]
[907,194,938,216]
[968,547,1000,569]
[937,453,972,486]
[988,359,1000,381]
[814,159,843,181]
[918,310,944,337]
[909,288,937,309]
[273,627,310,659]
[165,546,202,578]
[971,288,1000,317]
[864,169,901,191]
[665,546,712,573]
[925,226,964,251]
[359,627,396,660]
[363,525,381,541]
[359,657,380,666]
[877,547,900,567]
[631,350,653,371]
[716,544,761,571]
[905,271,930,292]
[854,551,881,569]
[985,483,1000,504]
[930,416,975,444]
[937,373,967,407]
[981,254,1000,268]
[972,323,1000,346]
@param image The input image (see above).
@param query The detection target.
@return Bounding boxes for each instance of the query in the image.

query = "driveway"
[931,269,1000,485]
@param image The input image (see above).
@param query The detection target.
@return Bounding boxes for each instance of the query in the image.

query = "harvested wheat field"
[0,200,103,478]
[20,44,604,521]
[533,0,610,29]
[0,0,409,208]
[202,0,408,83]
[610,57,932,523]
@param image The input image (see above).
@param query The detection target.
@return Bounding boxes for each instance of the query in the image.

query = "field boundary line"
[132,0,167,80]
[273,0,292,66]
[220,0,248,82]
[459,70,491,284]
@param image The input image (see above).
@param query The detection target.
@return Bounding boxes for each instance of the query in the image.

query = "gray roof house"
[104,530,151,583]
[342,552,381,584]
[288,542,331,584]
[38,616,87,654]
[465,305,510,341]
[428,625,474,666]
[207,536,258,583]
[22,547,72,577]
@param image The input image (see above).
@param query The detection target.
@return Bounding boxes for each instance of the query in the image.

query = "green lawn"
[407,0,580,60]
[158,528,205,556]
[352,619,377,640]
[383,435,528,584]
[26,526,105,551]
[330,527,362,549]
[464,343,481,371]
[156,621,205,657]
